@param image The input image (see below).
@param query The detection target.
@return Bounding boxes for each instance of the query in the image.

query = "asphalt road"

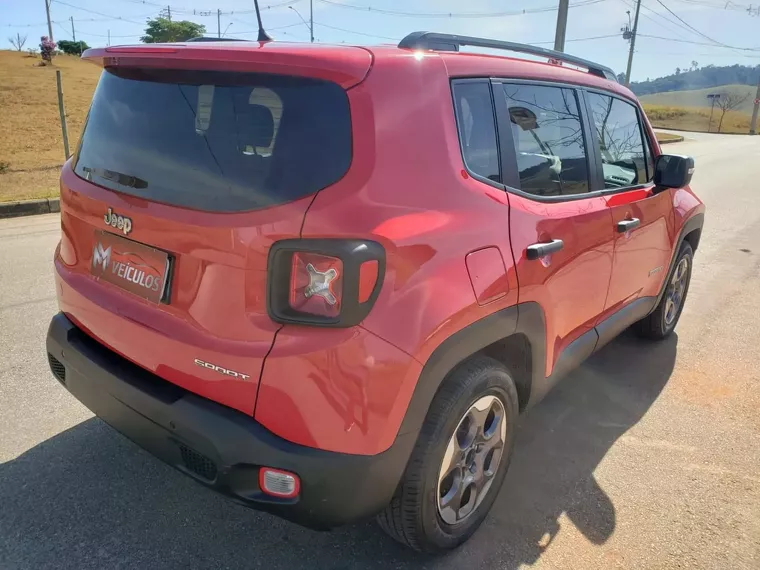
[2,133,760,569]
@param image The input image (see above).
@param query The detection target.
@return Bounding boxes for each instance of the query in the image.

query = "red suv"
[46,32,704,552]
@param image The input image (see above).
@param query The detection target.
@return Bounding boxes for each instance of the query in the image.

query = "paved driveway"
[1,133,759,569]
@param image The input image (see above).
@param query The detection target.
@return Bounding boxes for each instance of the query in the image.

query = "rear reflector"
[259,467,300,498]
[358,260,379,303]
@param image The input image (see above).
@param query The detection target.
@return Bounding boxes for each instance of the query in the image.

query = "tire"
[635,240,693,340]
[377,356,519,553]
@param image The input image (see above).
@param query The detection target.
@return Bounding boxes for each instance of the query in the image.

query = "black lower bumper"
[46,313,415,529]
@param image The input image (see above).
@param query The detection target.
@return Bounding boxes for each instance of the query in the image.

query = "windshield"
[75,67,352,212]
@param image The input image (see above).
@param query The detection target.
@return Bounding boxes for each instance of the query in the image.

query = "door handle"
[617,218,641,233]
[526,239,564,260]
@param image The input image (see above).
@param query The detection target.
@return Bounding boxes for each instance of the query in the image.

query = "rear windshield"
[75,68,352,212]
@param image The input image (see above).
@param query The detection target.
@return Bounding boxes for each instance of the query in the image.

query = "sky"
[2,0,760,81]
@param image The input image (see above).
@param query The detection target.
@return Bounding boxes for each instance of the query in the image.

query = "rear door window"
[586,92,651,188]
[75,68,352,212]
[452,81,501,183]
[501,84,590,197]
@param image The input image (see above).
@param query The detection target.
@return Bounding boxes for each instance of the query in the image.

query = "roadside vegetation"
[643,104,752,134]
[0,49,100,202]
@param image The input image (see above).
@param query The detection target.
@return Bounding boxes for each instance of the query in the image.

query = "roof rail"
[398,31,618,82]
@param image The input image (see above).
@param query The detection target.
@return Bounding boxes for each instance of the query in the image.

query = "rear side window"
[452,82,501,183]
[586,92,651,188]
[502,84,589,197]
[75,68,351,212]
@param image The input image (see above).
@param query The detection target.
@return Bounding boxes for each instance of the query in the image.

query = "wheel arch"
[397,303,547,439]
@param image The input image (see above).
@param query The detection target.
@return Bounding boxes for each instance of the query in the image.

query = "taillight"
[268,239,384,327]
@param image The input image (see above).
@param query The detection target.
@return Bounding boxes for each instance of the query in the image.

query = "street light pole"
[289,5,314,43]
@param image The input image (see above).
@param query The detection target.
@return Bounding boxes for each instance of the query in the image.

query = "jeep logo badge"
[104,208,132,235]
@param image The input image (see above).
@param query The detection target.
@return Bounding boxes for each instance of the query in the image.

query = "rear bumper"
[46,312,415,529]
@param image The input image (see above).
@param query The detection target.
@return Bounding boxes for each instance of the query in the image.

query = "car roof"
[86,40,636,102]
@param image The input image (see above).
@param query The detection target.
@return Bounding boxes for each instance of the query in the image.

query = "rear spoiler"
[80,44,373,89]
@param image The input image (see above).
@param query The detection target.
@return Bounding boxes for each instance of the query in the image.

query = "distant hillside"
[631,64,759,96]
[640,84,757,115]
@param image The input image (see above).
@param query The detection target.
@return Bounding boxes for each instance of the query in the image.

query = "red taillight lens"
[289,252,343,318]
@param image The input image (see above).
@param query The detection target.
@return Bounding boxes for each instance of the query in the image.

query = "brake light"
[267,239,385,327]
[289,252,343,318]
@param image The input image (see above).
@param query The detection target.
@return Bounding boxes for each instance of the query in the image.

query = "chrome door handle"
[617,218,641,233]
[526,239,564,260]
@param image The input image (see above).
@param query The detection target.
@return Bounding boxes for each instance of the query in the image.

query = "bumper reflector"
[259,467,300,498]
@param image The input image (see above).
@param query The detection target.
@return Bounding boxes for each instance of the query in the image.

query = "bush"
[0,161,9,174]
[39,36,56,63]
[57,40,89,55]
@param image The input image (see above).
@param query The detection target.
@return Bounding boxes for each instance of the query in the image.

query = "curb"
[0,198,60,220]
[657,135,684,144]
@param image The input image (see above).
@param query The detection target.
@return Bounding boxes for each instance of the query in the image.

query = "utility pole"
[107,29,110,46]
[554,0,569,52]
[750,77,760,134]
[167,5,171,21]
[624,0,641,86]
[310,0,314,43]
[70,16,76,43]
[218,8,221,38]
[44,0,54,41]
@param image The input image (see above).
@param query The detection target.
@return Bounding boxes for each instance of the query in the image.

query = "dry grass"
[0,50,101,202]
[643,103,752,134]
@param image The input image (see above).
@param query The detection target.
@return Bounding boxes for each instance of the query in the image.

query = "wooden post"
[750,77,760,135]
[56,70,71,160]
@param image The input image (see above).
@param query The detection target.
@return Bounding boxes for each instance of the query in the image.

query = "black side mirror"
[654,154,695,189]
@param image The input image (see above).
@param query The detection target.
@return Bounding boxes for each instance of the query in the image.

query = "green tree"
[57,40,90,55]
[141,17,205,43]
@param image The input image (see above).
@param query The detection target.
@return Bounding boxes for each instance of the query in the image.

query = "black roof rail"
[186,36,247,42]
[398,31,618,82]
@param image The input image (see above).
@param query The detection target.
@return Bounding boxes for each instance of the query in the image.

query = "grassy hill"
[640,84,757,115]
[0,50,101,202]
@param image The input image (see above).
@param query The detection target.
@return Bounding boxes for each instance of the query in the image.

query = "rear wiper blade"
[81,166,148,189]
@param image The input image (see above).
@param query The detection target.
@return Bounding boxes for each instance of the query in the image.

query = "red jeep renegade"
[46,32,705,552]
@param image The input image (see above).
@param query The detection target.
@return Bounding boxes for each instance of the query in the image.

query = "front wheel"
[377,356,518,553]
[635,241,693,339]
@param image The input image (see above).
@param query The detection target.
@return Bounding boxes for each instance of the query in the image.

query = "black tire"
[377,356,519,553]
[635,240,693,340]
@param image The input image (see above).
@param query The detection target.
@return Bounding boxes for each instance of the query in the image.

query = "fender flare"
[651,211,704,314]
[396,305,520,438]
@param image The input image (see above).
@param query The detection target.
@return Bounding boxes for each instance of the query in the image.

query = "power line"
[619,0,692,40]
[653,0,731,46]
[312,21,398,40]
[51,1,146,25]
[638,32,760,49]
[314,0,607,19]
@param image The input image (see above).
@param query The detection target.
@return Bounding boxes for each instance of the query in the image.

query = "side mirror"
[654,154,695,189]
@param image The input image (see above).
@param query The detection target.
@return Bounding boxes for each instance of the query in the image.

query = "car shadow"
[0,331,677,569]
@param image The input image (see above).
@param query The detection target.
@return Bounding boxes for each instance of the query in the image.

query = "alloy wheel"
[664,256,689,326]
[436,395,507,525]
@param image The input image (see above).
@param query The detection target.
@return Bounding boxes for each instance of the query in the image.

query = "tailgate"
[56,47,360,414]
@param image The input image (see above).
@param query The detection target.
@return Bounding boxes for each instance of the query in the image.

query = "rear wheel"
[377,356,518,553]
[635,241,693,339]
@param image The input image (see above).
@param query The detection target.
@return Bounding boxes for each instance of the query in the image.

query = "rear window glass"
[75,68,351,212]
